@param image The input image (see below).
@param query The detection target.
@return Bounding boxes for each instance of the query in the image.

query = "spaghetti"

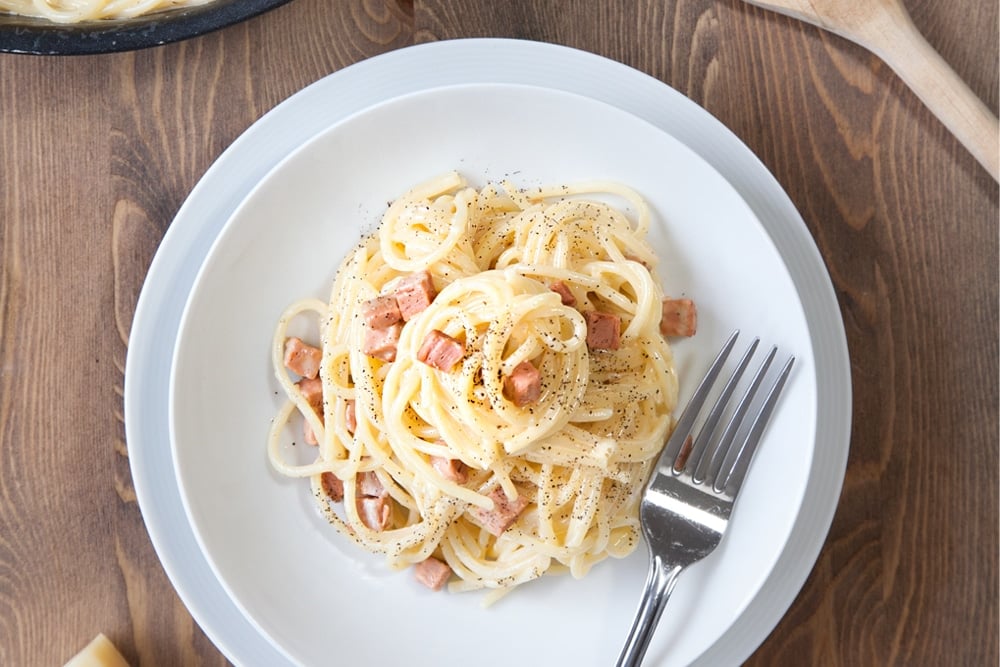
[269,171,685,601]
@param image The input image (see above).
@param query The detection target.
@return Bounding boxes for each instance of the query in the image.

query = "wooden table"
[1,1,996,664]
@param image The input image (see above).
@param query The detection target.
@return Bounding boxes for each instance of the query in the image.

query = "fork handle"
[616,555,683,667]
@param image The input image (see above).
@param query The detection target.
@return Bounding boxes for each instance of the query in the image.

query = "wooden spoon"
[742,0,999,181]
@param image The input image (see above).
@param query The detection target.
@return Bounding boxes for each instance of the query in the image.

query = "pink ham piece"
[356,471,391,531]
[357,470,385,498]
[504,360,541,407]
[583,310,621,350]
[430,455,468,484]
[660,298,697,337]
[321,472,344,502]
[414,557,452,591]
[296,377,323,446]
[361,294,402,329]
[283,337,322,379]
[363,321,403,362]
[471,486,529,537]
[296,377,323,412]
[345,399,357,434]
[550,280,576,306]
[303,421,319,446]
[358,495,392,531]
[417,330,465,371]
[395,270,437,321]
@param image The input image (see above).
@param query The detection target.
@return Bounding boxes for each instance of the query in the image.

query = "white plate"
[125,39,850,667]
[171,82,814,666]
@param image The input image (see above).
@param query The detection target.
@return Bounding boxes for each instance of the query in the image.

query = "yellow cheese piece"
[64,633,130,667]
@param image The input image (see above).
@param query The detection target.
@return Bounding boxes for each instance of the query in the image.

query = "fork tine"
[657,330,739,467]
[701,345,776,488]
[714,352,795,495]
[685,337,759,479]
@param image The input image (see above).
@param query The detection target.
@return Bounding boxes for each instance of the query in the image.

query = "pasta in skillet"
[0,0,212,23]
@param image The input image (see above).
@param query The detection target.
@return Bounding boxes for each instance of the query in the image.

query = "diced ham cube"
[345,399,357,434]
[283,337,322,379]
[550,280,576,306]
[414,557,452,591]
[503,360,542,407]
[660,298,697,337]
[358,495,392,531]
[297,377,324,445]
[303,420,319,446]
[417,330,465,371]
[357,470,386,498]
[362,294,402,329]
[430,456,468,484]
[363,322,403,361]
[471,486,529,536]
[583,311,621,350]
[395,271,437,321]
[674,433,695,471]
[296,377,323,413]
[321,472,344,502]
[355,470,391,530]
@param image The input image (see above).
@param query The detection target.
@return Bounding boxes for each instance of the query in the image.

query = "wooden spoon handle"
[868,9,999,181]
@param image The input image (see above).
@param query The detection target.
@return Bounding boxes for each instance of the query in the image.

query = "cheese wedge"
[64,633,129,667]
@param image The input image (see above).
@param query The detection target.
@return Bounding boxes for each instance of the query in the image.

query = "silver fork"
[616,330,795,666]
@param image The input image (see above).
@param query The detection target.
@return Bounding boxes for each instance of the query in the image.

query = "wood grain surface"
[1,0,996,665]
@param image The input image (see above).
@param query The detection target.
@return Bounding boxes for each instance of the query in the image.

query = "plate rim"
[125,37,851,667]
